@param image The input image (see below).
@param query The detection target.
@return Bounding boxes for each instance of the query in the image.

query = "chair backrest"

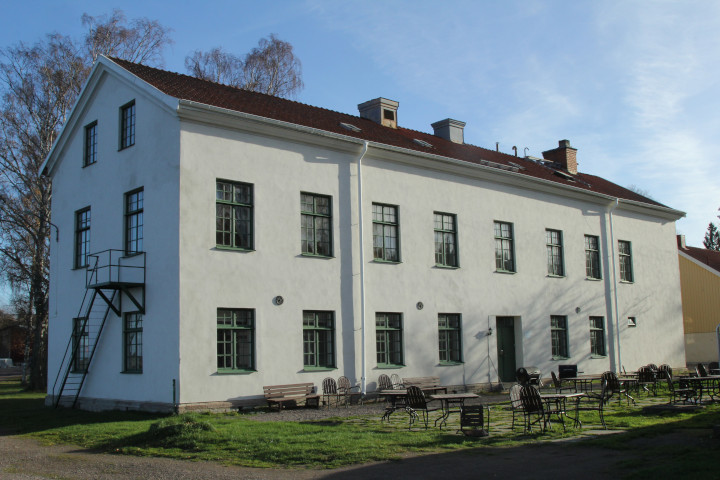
[460,405,485,430]
[658,364,672,379]
[646,363,658,371]
[696,363,708,377]
[516,367,530,385]
[390,373,402,388]
[322,377,337,394]
[509,384,523,410]
[638,366,654,382]
[662,370,674,391]
[405,386,427,409]
[601,371,620,391]
[337,376,352,393]
[708,361,719,373]
[551,371,562,389]
[519,385,544,413]
[377,374,392,391]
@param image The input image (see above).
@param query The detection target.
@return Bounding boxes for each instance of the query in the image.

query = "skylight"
[339,122,361,132]
[413,138,433,148]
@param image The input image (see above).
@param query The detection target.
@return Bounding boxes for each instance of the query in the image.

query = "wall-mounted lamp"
[486,327,493,336]
[575,306,581,314]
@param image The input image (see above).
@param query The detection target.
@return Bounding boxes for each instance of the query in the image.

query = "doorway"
[496,316,516,383]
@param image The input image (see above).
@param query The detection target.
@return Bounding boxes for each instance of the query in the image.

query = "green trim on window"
[217,368,257,374]
[215,245,255,253]
[439,361,464,366]
[376,312,404,367]
[217,308,255,372]
[494,221,515,272]
[300,252,334,259]
[433,212,459,267]
[303,311,336,369]
[372,203,400,262]
[301,192,333,257]
[302,366,337,372]
[376,364,406,369]
[216,180,254,250]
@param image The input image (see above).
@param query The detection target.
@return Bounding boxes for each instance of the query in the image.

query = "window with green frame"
[303,311,335,369]
[301,193,332,256]
[434,212,458,267]
[216,180,253,250]
[589,316,606,356]
[494,221,515,272]
[585,235,601,279]
[618,240,633,282]
[84,121,97,166]
[376,312,403,367]
[72,317,89,372]
[546,229,564,276]
[438,313,462,364]
[372,203,399,262]
[75,207,91,268]
[125,188,143,255]
[217,308,255,371]
[551,315,569,359]
[123,312,143,373]
[119,100,135,149]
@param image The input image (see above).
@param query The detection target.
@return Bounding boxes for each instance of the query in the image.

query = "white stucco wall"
[47,67,685,410]
[174,115,686,405]
[47,69,181,406]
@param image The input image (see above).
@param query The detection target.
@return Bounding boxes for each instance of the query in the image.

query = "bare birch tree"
[0,12,172,390]
[185,34,304,98]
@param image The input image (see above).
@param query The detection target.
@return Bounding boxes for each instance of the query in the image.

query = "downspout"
[356,141,369,394]
[608,198,622,372]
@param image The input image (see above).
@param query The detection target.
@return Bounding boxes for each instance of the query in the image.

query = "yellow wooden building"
[677,235,720,364]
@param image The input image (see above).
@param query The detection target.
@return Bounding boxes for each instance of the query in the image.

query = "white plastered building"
[42,57,686,412]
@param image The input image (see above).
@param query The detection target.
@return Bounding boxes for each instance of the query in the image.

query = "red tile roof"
[678,236,720,273]
[109,57,666,208]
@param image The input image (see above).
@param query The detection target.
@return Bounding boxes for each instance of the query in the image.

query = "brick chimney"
[431,118,466,144]
[358,98,398,129]
[677,234,688,250]
[542,139,578,175]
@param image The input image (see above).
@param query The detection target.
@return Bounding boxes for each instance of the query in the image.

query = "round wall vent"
[416,302,424,310]
[275,295,284,305]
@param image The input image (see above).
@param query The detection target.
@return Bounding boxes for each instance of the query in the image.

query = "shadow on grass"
[0,380,167,436]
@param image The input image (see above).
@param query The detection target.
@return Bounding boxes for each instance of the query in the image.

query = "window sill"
[118,144,135,152]
[434,264,459,270]
[121,370,143,374]
[217,369,256,375]
[302,367,336,372]
[494,269,516,275]
[590,355,607,360]
[619,280,634,284]
[373,259,401,265]
[300,253,334,259]
[546,274,565,279]
[82,162,96,168]
[122,251,145,259]
[376,364,405,369]
[551,356,569,361]
[585,277,602,281]
[215,246,255,253]
[439,362,464,367]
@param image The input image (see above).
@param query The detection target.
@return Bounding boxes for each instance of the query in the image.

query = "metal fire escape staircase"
[52,250,145,408]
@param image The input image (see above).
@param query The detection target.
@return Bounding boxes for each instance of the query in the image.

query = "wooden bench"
[263,383,320,411]
[402,376,447,395]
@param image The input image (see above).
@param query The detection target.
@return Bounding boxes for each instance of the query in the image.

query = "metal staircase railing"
[51,250,145,408]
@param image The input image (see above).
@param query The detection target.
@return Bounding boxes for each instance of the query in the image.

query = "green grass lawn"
[2,379,719,473]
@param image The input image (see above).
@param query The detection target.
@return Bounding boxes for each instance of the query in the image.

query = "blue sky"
[1,1,719,308]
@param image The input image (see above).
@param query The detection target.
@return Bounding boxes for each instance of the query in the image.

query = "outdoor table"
[678,375,720,403]
[563,375,601,393]
[540,392,585,431]
[429,392,479,429]
[378,389,408,421]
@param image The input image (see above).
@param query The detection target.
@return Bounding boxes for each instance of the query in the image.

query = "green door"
[496,317,516,383]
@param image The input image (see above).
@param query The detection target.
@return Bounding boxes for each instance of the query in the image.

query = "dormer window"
[413,138,433,148]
